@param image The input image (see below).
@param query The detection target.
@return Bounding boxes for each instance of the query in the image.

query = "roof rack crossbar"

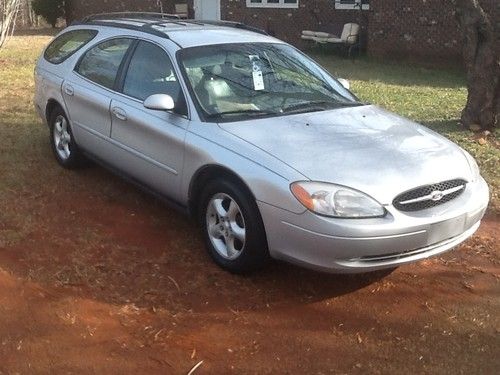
[194,20,269,36]
[82,12,180,22]
[146,20,188,27]
[80,20,170,39]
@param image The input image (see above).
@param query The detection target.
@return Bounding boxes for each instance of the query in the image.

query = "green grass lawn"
[0,33,498,213]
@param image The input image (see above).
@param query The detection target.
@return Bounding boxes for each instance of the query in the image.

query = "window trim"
[73,36,191,120]
[44,29,98,65]
[118,39,189,118]
[115,40,140,93]
[334,0,370,10]
[246,0,299,9]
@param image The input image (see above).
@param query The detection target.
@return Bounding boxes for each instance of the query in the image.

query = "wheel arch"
[188,164,258,218]
[45,98,65,124]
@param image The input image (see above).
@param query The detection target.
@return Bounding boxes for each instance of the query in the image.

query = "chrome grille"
[393,179,467,212]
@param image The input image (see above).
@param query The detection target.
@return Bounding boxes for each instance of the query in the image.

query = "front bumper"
[258,177,489,273]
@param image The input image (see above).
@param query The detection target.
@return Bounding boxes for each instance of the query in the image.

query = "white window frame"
[246,0,299,9]
[334,0,370,11]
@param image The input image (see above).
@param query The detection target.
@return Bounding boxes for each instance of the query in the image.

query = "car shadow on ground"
[421,119,469,133]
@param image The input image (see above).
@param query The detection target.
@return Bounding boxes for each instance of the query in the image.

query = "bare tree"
[18,0,38,28]
[0,0,22,48]
[453,0,499,131]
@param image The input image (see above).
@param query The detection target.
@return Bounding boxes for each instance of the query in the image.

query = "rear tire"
[49,106,85,169]
[200,179,269,274]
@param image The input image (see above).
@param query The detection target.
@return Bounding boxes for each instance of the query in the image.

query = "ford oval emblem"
[430,191,444,201]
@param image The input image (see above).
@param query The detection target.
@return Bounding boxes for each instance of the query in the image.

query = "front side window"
[76,38,133,89]
[44,29,98,64]
[179,43,360,122]
[122,41,187,115]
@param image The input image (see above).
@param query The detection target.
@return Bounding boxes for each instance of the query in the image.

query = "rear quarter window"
[44,29,98,64]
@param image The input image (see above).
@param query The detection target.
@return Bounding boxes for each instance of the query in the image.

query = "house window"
[334,0,370,10]
[247,0,299,9]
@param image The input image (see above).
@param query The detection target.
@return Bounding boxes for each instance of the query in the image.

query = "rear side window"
[76,38,133,90]
[44,30,98,64]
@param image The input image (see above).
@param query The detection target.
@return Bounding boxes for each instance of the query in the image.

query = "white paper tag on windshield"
[253,70,265,91]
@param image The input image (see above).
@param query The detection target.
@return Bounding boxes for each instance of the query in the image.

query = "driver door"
[110,40,189,202]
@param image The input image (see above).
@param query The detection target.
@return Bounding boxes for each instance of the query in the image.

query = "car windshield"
[178,43,362,121]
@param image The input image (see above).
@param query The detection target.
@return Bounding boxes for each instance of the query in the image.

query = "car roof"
[75,13,283,48]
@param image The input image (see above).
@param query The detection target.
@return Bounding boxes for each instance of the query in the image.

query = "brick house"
[66,0,499,62]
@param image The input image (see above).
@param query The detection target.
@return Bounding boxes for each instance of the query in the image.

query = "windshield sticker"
[252,70,265,91]
[249,55,265,91]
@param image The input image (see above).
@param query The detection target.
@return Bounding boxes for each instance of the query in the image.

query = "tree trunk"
[64,0,73,25]
[0,0,22,49]
[454,0,499,131]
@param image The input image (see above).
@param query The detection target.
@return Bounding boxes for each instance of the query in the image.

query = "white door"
[194,0,221,21]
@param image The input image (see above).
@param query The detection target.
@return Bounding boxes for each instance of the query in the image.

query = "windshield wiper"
[206,109,277,119]
[282,100,363,114]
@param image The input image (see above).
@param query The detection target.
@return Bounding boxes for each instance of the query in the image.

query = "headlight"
[462,150,480,182]
[290,181,385,218]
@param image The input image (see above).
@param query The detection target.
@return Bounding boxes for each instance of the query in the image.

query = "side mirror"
[144,94,175,111]
[338,78,350,90]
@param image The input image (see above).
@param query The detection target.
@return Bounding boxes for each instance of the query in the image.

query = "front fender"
[181,122,307,214]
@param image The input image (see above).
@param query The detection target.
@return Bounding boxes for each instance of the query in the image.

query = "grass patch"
[0,34,498,214]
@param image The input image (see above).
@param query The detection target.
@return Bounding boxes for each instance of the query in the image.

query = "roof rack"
[186,20,269,36]
[77,12,182,39]
[82,12,180,22]
[76,13,269,41]
[78,20,170,39]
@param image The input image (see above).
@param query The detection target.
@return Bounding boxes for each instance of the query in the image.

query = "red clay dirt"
[0,164,498,374]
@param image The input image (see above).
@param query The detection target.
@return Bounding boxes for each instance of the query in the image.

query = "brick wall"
[219,0,367,48]
[367,0,498,61]
[66,0,366,47]
[221,0,498,62]
[66,0,499,63]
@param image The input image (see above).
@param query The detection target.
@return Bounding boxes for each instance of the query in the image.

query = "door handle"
[64,84,74,96]
[112,107,127,121]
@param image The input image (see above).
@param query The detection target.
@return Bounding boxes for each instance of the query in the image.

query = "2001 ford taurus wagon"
[34,13,489,274]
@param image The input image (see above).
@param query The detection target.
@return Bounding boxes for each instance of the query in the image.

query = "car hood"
[219,105,471,205]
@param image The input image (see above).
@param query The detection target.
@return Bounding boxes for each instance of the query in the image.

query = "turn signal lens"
[291,183,315,210]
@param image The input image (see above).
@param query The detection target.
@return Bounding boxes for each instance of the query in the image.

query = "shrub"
[32,0,64,28]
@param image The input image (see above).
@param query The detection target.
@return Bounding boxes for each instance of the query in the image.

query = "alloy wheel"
[53,115,72,160]
[206,193,246,260]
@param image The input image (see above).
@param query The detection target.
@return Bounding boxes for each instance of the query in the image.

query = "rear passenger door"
[109,40,189,201]
[62,38,134,154]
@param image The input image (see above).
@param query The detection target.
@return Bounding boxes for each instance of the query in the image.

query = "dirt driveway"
[0,157,498,374]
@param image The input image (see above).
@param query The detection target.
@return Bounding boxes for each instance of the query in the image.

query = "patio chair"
[301,23,361,58]
[301,30,332,41]
[175,3,189,19]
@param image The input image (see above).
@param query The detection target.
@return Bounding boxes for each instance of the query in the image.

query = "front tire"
[200,179,269,274]
[49,106,85,169]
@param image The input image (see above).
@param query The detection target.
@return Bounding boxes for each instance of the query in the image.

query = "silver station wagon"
[34,13,489,274]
